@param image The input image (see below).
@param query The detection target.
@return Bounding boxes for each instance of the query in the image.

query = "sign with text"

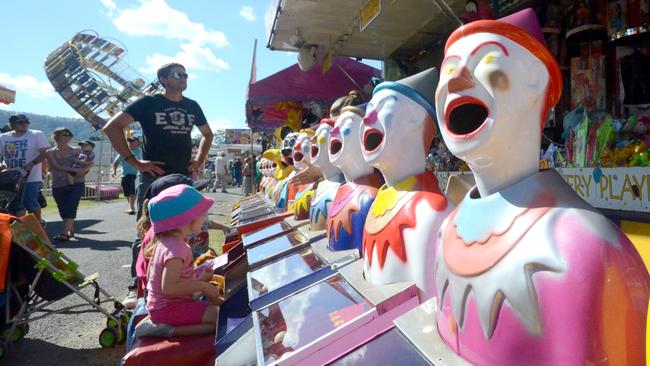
[557,167,650,213]
[435,167,650,213]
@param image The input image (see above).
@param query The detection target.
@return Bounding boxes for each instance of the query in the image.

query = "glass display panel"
[248,248,327,300]
[247,232,308,265]
[239,207,275,221]
[257,274,370,364]
[330,327,431,365]
[242,221,293,247]
[239,212,277,226]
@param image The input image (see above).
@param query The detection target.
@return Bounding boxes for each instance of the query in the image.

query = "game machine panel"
[246,229,327,270]
[251,270,419,365]
[241,219,308,249]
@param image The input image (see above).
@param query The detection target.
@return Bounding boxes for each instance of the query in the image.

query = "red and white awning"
[0,84,16,105]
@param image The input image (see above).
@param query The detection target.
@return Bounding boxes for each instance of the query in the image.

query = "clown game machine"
[218,0,650,365]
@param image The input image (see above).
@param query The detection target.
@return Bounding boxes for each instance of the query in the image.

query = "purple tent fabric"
[246,57,380,130]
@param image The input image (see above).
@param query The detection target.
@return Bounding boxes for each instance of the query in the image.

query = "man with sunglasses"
[102,62,213,308]
[0,114,50,220]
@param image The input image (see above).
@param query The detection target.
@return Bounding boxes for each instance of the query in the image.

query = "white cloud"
[139,43,230,75]
[0,73,56,99]
[100,0,117,16]
[240,6,256,22]
[107,0,229,48]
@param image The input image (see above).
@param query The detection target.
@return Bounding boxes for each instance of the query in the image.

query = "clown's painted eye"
[481,52,499,64]
[444,64,457,76]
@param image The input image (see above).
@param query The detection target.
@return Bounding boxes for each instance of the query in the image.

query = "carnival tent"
[0,84,16,105]
[246,56,380,131]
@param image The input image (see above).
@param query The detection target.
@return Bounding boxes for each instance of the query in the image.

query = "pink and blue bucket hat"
[148,184,214,234]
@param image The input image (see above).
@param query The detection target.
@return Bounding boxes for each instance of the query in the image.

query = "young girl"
[135,184,221,337]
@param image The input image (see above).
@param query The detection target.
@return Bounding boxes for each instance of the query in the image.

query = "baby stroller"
[0,170,129,360]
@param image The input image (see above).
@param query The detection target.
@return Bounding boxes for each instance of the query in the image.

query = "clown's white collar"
[454,169,562,243]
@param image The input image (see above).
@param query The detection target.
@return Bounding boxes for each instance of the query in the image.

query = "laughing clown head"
[292,129,315,171]
[362,68,438,183]
[281,132,300,166]
[311,118,343,180]
[329,106,374,181]
[435,8,561,187]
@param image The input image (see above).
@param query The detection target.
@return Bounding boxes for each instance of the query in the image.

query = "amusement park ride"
[44,30,163,130]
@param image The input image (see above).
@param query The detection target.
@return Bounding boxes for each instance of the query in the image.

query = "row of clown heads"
[257,9,648,365]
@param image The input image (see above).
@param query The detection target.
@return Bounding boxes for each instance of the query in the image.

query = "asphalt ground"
[2,189,242,366]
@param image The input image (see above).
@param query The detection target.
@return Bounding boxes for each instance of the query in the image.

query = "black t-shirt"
[124,94,207,175]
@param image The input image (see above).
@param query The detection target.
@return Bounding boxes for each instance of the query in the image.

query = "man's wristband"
[124,154,136,162]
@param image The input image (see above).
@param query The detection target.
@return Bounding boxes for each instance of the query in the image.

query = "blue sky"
[0,0,377,131]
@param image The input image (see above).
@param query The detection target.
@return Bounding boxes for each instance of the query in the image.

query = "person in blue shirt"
[112,136,142,214]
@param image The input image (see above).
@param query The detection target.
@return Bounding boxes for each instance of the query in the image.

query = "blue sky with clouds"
[0,0,340,130]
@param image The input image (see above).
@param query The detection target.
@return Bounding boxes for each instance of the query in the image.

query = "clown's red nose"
[363,109,377,125]
[448,66,476,93]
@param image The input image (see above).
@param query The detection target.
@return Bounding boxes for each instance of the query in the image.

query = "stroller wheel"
[99,327,118,348]
[106,312,130,329]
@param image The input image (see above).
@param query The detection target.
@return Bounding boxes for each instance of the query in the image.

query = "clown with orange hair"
[433,8,649,365]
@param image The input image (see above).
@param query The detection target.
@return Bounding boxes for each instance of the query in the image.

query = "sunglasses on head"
[170,71,189,80]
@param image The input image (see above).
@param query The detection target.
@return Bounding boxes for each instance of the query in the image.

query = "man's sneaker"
[221,189,228,193]
[122,289,138,310]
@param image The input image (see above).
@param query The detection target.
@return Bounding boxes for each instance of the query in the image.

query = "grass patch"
[41,195,122,215]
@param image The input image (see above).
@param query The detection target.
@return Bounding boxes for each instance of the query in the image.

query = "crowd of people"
[0,114,99,241]
[205,153,258,195]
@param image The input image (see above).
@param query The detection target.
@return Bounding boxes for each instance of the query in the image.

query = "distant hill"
[0,110,101,141]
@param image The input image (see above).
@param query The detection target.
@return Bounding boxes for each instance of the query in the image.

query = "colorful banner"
[222,129,252,145]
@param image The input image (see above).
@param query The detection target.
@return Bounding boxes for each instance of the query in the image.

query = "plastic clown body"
[280,132,307,212]
[360,69,453,299]
[292,130,316,220]
[326,107,382,253]
[434,9,649,365]
[309,119,344,231]
[262,149,293,209]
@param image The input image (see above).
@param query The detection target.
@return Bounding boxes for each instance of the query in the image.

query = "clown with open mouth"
[360,68,453,300]
[433,8,649,365]
[326,105,383,253]
[307,118,345,231]
[290,129,316,220]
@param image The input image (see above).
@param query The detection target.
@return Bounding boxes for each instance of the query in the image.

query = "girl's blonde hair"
[136,199,152,239]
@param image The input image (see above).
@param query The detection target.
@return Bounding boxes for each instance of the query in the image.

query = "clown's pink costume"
[434,9,649,365]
